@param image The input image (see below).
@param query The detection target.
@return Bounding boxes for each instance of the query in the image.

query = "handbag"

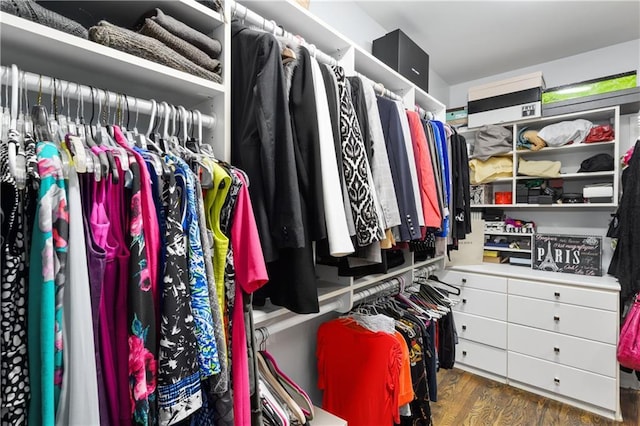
[617,294,640,370]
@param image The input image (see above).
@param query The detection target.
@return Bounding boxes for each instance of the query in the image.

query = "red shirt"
[317,319,403,426]
[406,111,442,228]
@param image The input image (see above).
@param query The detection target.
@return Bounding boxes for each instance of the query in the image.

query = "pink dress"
[231,170,269,426]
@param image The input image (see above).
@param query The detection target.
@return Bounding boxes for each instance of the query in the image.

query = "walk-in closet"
[1,1,639,425]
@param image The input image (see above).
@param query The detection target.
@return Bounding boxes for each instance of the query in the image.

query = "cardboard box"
[469,71,546,102]
[468,101,541,128]
[294,0,310,9]
[467,72,545,128]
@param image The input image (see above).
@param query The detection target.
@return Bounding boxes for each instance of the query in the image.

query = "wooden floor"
[430,369,640,425]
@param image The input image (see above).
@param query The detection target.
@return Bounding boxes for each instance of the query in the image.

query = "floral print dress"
[27,141,69,426]
[127,160,158,425]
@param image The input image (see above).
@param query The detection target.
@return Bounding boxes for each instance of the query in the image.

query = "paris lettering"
[536,247,581,265]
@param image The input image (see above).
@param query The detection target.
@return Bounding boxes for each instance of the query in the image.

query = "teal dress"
[28,142,69,425]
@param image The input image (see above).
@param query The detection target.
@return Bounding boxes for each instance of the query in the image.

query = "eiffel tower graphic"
[538,241,560,272]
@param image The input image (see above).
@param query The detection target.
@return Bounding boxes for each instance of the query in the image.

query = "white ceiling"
[353,1,640,85]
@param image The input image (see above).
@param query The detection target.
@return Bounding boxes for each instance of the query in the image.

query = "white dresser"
[437,264,621,421]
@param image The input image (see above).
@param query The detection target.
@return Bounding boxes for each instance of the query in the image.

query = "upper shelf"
[515,171,616,180]
[239,0,445,115]
[516,141,615,155]
[0,12,224,107]
[239,0,352,57]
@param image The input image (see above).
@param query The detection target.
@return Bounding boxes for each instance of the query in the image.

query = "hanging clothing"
[449,128,471,242]
[28,141,69,426]
[317,318,403,426]
[56,166,101,426]
[376,96,421,242]
[406,111,441,229]
[1,139,36,425]
[174,155,220,378]
[609,140,640,301]
[157,168,202,425]
[310,56,353,257]
[360,76,401,231]
[430,121,451,237]
[395,102,426,229]
[230,171,269,426]
[231,21,304,263]
[331,65,382,247]
[257,46,323,314]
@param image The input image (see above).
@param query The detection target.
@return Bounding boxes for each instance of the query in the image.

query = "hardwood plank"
[431,369,640,426]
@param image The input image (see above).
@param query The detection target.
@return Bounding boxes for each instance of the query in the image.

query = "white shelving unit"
[468,106,620,209]
[232,0,448,334]
[0,1,231,158]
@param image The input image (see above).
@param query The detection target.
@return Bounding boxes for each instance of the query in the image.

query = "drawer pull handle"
[553,315,560,322]
[462,351,467,356]
[554,292,560,298]
[554,377,560,385]
[462,278,467,284]
[554,347,560,353]
[462,325,467,331]
[462,299,467,304]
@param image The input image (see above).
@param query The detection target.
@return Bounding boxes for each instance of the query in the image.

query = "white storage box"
[469,72,546,101]
[468,101,541,128]
[583,183,613,198]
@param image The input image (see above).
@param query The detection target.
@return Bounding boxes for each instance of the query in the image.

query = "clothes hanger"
[84,86,109,180]
[94,89,118,183]
[144,99,164,154]
[426,275,461,296]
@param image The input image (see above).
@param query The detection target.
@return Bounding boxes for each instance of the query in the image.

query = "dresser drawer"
[509,279,617,311]
[508,352,617,410]
[453,287,507,321]
[437,270,507,293]
[508,323,617,377]
[456,312,507,349]
[508,295,617,344]
[457,338,507,377]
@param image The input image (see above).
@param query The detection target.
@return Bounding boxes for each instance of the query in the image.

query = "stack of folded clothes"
[89,8,223,83]
[1,0,89,38]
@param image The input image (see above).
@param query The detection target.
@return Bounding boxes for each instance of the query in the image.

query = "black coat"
[255,47,324,314]
[608,140,640,301]
[231,21,304,263]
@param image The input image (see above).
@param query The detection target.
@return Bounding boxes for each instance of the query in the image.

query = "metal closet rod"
[231,1,338,67]
[254,277,404,342]
[231,1,427,108]
[0,65,216,129]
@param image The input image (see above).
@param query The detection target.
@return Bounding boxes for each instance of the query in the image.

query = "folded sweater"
[89,21,222,83]
[139,18,221,75]
[150,8,222,59]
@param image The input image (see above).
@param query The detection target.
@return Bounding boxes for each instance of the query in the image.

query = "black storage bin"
[372,29,429,92]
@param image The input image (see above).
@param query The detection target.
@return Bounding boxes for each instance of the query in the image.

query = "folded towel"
[139,18,221,75]
[89,21,222,83]
[150,8,222,59]
[1,0,88,38]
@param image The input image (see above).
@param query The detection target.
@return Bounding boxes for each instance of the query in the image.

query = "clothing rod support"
[254,298,345,341]
[255,277,406,341]
[0,66,216,129]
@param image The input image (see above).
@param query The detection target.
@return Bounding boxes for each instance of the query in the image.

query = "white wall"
[449,39,640,108]
[309,0,450,105]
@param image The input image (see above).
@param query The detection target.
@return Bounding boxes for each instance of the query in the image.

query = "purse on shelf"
[617,294,640,371]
